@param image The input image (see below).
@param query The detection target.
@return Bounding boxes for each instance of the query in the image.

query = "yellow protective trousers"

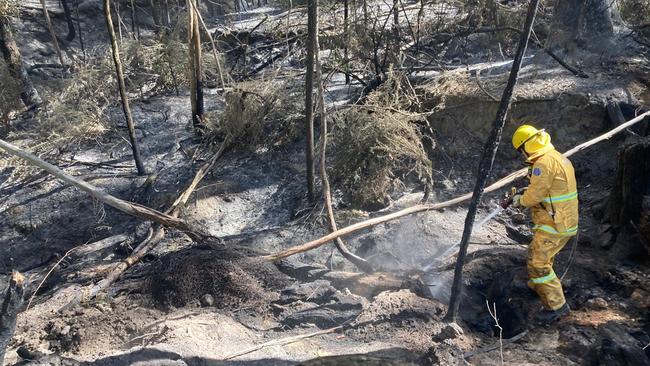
[527,232,570,310]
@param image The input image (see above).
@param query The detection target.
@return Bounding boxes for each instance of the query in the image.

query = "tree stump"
[546,0,616,55]
[606,137,650,230]
[0,271,25,365]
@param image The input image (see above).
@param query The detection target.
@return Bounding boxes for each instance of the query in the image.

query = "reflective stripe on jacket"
[520,149,579,237]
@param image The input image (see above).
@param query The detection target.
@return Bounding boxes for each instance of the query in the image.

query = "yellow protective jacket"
[520,149,579,237]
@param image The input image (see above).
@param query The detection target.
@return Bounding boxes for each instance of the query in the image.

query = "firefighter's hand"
[511,194,523,208]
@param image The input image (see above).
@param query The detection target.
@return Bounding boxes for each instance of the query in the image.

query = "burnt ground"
[2,2,650,366]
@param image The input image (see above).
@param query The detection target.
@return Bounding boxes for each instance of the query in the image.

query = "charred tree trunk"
[0,16,43,109]
[60,0,76,41]
[151,0,162,26]
[104,0,147,175]
[391,0,399,66]
[606,137,650,229]
[39,0,66,66]
[130,0,140,40]
[445,0,539,323]
[343,0,350,84]
[0,271,25,366]
[546,0,615,55]
[75,1,86,59]
[305,0,316,202]
[187,0,204,134]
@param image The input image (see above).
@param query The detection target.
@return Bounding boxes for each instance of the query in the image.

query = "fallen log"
[0,138,209,239]
[261,110,650,262]
[1,271,25,366]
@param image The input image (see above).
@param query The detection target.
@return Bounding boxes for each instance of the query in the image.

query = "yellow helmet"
[512,124,554,159]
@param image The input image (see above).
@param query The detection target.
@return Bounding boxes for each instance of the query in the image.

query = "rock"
[598,224,616,249]
[16,346,43,360]
[630,289,650,309]
[200,294,215,307]
[421,339,463,366]
[511,212,528,225]
[505,224,533,243]
[586,297,609,310]
[432,322,464,342]
[60,325,71,337]
[331,290,367,310]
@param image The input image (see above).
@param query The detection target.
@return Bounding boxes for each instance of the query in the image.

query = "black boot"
[535,303,570,325]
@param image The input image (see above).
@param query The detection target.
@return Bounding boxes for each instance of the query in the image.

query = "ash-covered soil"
[1,2,650,366]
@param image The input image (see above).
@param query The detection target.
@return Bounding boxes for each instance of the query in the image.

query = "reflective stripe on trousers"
[533,225,578,236]
[530,270,557,284]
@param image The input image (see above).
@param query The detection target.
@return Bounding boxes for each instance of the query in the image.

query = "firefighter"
[510,125,578,324]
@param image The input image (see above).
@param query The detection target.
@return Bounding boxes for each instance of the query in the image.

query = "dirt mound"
[149,242,291,310]
[347,290,447,351]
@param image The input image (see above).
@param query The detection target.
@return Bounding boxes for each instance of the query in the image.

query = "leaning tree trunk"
[546,0,615,56]
[0,16,42,109]
[606,137,650,229]
[104,0,147,175]
[445,0,539,323]
[0,271,25,366]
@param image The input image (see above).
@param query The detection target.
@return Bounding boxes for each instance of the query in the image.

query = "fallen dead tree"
[0,138,210,239]
[60,139,230,309]
[87,142,230,297]
[262,110,650,262]
[0,271,25,366]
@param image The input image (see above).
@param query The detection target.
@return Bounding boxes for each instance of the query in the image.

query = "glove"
[511,194,523,208]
